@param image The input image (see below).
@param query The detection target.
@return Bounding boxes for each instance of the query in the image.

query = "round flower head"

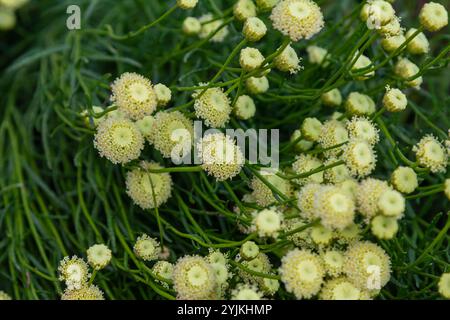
[445,179,450,200]
[351,54,375,80]
[0,291,11,300]
[378,189,405,218]
[258,276,280,296]
[297,183,322,219]
[206,250,228,266]
[270,0,324,42]
[391,166,418,194]
[148,111,194,158]
[320,277,370,300]
[250,169,293,207]
[193,87,231,128]
[61,285,104,300]
[343,241,391,293]
[378,16,402,37]
[239,252,272,282]
[234,95,256,120]
[405,28,429,55]
[321,88,342,107]
[419,2,448,32]
[345,92,376,116]
[243,17,267,42]
[173,255,217,300]
[152,261,174,285]
[394,58,423,88]
[256,0,279,11]
[197,133,244,181]
[273,44,302,74]
[413,135,448,173]
[251,207,284,238]
[322,250,345,277]
[110,72,157,120]
[125,161,173,209]
[310,224,334,246]
[87,244,112,270]
[81,106,104,128]
[280,249,325,299]
[371,215,398,240]
[324,158,351,184]
[342,139,377,178]
[318,120,349,157]
[240,241,260,260]
[135,115,155,138]
[362,0,395,29]
[210,262,230,294]
[198,13,229,43]
[240,47,265,72]
[306,45,329,67]
[231,284,263,300]
[0,9,16,30]
[292,154,324,185]
[438,273,450,299]
[0,0,29,10]
[314,185,356,230]
[133,234,160,261]
[346,116,379,145]
[177,0,198,9]
[282,218,312,247]
[58,256,90,290]
[182,17,201,35]
[234,0,257,21]
[301,117,323,142]
[383,87,407,112]
[337,178,359,200]
[94,117,144,164]
[153,83,171,107]
[356,178,390,219]
[246,76,269,95]
[381,34,406,52]
[290,129,314,152]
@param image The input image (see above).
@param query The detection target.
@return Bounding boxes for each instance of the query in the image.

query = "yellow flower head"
[173,255,217,300]
[61,285,104,300]
[148,111,194,158]
[193,87,231,128]
[234,0,257,21]
[110,72,157,120]
[197,133,244,181]
[231,283,263,300]
[246,76,270,94]
[391,166,418,194]
[250,169,293,207]
[405,28,429,55]
[343,241,391,294]
[342,139,377,178]
[321,250,345,277]
[383,87,407,112]
[270,0,324,42]
[182,17,201,35]
[371,215,399,240]
[318,120,349,157]
[177,0,198,10]
[240,241,260,260]
[321,88,342,107]
[301,117,323,142]
[394,58,423,88]
[133,234,161,261]
[297,183,322,220]
[292,154,324,185]
[413,135,448,173]
[438,273,450,299]
[243,17,267,42]
[306,45,329,67]
[240,47,265,71]
[419,2,448,32]
[346,116,379,145]
[198,13,229,43]
[234,95,256,120]
[58,256,90,290]
[251,207,284,238]
[153,83,172,107]
[274,44,302,74]
[87,244,112,270]
[345,92,376,116]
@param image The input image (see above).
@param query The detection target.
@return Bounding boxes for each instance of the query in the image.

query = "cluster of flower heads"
[0,0,28,30]
[77,0,450,301]
[57,244,112,300]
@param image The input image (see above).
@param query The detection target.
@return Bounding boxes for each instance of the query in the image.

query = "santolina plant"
[0,0,448,301]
